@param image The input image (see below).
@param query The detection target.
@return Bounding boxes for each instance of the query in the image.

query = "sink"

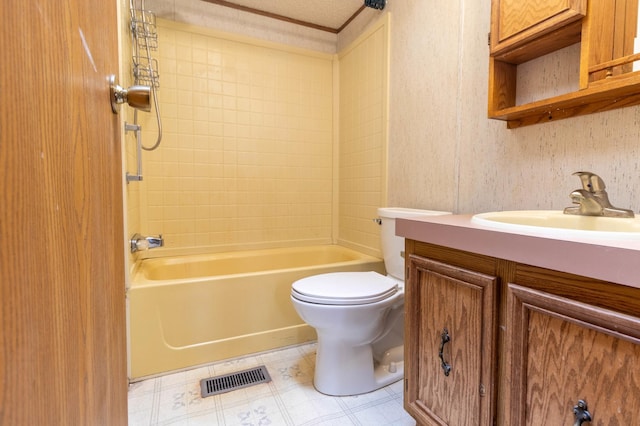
[472,210,640,239]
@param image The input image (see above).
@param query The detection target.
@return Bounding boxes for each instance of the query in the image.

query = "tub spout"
[130,233,164,253]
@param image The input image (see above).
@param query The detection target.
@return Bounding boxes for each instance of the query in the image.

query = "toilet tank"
[377,207,451,281]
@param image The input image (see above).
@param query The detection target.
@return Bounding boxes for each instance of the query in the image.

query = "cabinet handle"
[439,328,451,376]
[573,400,592,426]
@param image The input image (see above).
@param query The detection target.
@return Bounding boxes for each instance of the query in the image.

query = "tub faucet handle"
[130,233,164,253]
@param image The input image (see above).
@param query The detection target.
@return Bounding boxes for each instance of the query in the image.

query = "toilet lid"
[291,271,399,305]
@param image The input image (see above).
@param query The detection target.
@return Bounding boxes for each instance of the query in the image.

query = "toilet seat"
[291,271,398,305]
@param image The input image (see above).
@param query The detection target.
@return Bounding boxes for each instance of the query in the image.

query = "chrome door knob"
[109,74,151,113]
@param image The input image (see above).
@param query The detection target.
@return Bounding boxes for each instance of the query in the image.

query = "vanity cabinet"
[404,240,640,426]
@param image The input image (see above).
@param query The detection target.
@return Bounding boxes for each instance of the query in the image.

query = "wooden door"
[405,255,497,426]
[0,1,127,425]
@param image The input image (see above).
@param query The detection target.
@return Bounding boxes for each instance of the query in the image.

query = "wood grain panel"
[491,0,586,56]
[514,263,640,317]
[0,0,127,424]
[585,0,618,82]
[526,311,640,425]
[506,284,640,426]
[405,255,497,426]
[412,241,498,276]
[488,58,517,114]
[585,0,639,81]
[499,0,579,40]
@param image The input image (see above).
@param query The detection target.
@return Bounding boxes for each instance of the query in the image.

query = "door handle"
[439,328,451,376]
[573,400,592,426]
[109,75,151,113]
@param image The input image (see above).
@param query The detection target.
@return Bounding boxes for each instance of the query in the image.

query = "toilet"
[291,207,451,396]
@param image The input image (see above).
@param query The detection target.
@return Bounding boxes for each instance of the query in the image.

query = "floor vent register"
[200,365,272,397]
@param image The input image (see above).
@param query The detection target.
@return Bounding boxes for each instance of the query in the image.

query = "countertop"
[396,214,640,289]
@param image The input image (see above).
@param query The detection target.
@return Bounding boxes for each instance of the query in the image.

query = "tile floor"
[128,342,416,426]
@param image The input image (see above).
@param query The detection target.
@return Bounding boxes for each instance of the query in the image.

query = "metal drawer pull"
[439,328,451,376]
[573,400,592,426]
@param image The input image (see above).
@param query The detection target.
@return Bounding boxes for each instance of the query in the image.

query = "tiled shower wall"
[127,18,388,255]
[337,19,389,254]
[136,20,333,250]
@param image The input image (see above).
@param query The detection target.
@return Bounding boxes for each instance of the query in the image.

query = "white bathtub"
[128,245,385,379]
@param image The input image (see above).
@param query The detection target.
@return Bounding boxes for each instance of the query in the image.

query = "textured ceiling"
[211,0,366,31]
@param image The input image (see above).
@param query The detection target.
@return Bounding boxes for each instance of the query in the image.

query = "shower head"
[364,0,386,10]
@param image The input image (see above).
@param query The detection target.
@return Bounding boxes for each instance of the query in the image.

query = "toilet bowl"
[291,207,451,396]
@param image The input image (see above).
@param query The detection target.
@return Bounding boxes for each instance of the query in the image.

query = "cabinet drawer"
[505,284,640,425]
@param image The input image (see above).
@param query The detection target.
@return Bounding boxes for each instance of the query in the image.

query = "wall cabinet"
[488,0,640,128]
[490,0,586,58]
[404,240,640,425]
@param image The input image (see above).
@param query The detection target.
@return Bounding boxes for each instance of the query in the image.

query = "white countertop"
[397,214,640,289]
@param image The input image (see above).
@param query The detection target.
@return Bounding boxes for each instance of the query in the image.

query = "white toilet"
[291,207,451,396]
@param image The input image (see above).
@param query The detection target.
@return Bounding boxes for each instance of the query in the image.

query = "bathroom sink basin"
[472,210,640,239]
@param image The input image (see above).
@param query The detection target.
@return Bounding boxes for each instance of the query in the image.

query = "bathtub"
[128,245,385,379]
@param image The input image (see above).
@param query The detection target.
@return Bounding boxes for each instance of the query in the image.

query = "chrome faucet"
[130,233,164,253]
[563,171,634,218]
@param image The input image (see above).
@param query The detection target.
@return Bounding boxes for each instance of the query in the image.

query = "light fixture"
[364,0,386,10]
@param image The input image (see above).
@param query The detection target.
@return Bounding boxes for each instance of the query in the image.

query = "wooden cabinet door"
[405,256,497,426]
[505,284,640,425]
[490,0,586,58]
[582,0,639,84]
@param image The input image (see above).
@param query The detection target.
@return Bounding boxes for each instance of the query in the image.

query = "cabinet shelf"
[489,72,640,128]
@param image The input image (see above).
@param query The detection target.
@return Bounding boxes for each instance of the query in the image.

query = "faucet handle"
[573,171,606,193]
[130,233,147,252]
[130,233,164,253]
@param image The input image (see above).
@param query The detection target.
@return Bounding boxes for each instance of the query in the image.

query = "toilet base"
[313,342,404,396]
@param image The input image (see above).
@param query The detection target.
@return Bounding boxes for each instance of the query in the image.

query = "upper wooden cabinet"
[489,0,640,128]
[490,0,587,60]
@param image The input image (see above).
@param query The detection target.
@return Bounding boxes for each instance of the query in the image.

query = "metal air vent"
[200,365,272,397]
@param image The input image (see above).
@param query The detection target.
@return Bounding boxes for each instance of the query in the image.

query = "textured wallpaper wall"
[376,1,640,215]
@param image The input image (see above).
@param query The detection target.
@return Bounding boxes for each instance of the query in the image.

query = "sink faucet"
[130,233,164,253]
[563,171,634,218]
